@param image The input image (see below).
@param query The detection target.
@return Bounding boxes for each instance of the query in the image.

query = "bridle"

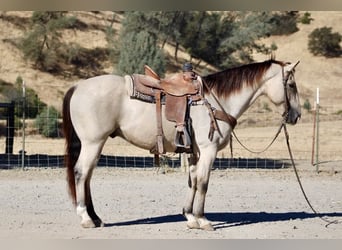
[281,61,299,123]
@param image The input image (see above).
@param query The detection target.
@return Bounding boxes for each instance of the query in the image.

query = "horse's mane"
[202,58,286,98]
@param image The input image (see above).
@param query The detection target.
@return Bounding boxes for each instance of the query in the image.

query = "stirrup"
[174,128,191,148]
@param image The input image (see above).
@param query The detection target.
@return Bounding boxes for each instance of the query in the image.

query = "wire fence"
[0,96,341,170]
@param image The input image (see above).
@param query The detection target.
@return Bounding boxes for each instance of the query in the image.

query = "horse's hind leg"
[75,140,105,228]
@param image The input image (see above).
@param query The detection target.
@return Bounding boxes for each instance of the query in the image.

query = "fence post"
[314,88,320,173]
[180,153,189,172]
[5,101,15,154]
[21,81,26,170]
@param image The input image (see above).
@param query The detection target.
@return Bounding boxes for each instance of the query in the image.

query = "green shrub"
[269,11,299,35]
[13,76,47,119]
[35,106,60,138]
[308,27,342,57]
[300,12,313,24]
[263,102,272,112]
[303,99,311,111]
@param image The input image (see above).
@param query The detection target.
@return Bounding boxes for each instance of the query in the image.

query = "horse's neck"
[206,63,281,120]
[230,64,282,118]
[208,85,261,121]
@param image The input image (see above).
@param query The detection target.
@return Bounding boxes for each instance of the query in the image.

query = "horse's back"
[74,74,127,96]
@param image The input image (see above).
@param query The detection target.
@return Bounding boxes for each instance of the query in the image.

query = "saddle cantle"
[144,65,160,80]
[130,67,202,155]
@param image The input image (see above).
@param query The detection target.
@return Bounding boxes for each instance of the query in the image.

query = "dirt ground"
[0,163,341,239]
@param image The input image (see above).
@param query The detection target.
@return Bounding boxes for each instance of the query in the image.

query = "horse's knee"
[188,165,197,188]
[198,182,208,193]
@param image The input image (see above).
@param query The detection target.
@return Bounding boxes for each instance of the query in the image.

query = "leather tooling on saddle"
[130,64,202,154]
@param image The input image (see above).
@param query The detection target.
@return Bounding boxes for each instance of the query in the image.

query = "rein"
[232,123,284,154]
[283,123,340,227]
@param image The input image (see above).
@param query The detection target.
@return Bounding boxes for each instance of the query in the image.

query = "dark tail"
[62,86,80,205]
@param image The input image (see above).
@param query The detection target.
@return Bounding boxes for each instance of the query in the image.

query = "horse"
[62,58,301,230]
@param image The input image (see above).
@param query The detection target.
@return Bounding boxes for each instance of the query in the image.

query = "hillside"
[254,11,342,108]
[0,11,341,112]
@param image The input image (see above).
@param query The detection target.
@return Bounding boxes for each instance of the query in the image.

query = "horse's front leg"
[183,163,200,229]
[183,148,216,231]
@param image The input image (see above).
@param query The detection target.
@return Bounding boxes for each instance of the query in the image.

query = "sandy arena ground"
[0,163,341,239]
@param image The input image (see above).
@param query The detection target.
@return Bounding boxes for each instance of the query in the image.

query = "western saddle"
[130,65,237,158]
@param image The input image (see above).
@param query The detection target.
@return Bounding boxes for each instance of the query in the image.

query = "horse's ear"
[293,60,300,69]
[286,61,300,72]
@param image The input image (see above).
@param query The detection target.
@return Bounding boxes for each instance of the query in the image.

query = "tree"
[308,27,342,57]
[157,11,192,61]
[117,30,165,75]
[179,12,223,66]
[218,12,276,68]
[20,11,76,72]
[0,77,46,120]
[105,11,120,63]
[268,11,299,35]
[116,12,166,76]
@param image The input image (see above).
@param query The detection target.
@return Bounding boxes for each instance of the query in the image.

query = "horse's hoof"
[197,218,215,231]
[186,220,200,229]
[93,219,104,227]
[94,219,105,227]
[183,212,200,229]
[81,220,96,228]
[200,223,215,231]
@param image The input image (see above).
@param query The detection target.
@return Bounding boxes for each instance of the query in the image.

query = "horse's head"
[265,61,301,125]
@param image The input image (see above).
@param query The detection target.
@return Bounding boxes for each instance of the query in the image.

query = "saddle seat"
[135,65,199,97]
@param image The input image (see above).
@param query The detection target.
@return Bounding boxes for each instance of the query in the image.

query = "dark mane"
[202,59,286,98]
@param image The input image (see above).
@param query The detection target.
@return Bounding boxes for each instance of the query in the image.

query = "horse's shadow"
[105,211,342,229]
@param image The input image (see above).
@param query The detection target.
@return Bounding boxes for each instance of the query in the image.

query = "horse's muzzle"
[286,109,301,125]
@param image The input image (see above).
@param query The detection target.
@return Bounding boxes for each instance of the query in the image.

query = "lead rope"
[232,123,284,154]
[283,123,340,227]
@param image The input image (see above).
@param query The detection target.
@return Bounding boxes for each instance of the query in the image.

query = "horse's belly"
[118,102,178,152]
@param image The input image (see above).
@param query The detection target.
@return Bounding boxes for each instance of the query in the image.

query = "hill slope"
[253,11,342,107]
[0,11,341,111]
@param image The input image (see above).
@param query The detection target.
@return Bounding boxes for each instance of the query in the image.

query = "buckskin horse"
[62,58,301,230]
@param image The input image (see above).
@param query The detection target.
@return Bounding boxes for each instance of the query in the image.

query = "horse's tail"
[62,86,80,206]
